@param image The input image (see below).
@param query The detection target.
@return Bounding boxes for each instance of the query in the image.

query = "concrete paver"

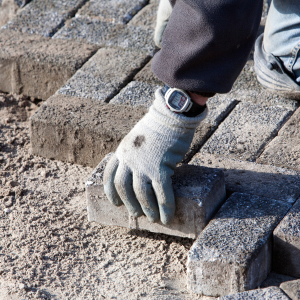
[30,94,147,167]
[86,153,226,239]
[134,59,164,86]
[2,0,86,37]
[273,198,300,278]
[76,0,148,24]
[280,279,300,300]
[258,107,300,171]
[189,153,300,203]
[53,16,156,56]
[218,287,289,300]
[58,47,149,102]
[128,3,159,28]
[200,101,292,162]
[0,30,97,100]
[187,192,291,297]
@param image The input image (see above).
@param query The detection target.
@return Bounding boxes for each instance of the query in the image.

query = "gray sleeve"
[151,0,263,94]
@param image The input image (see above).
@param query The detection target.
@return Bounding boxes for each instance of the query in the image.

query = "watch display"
[168,92,187,110]
[165,88,192,113]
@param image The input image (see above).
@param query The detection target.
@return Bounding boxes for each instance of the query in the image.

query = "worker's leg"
[264,0,300,83]
[254,0,300,98]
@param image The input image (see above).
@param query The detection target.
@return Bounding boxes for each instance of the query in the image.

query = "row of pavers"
[1,0,300,298]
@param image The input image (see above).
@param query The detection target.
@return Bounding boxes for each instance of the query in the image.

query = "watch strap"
[162,85,207,117]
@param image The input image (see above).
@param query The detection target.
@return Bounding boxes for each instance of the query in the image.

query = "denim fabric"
[264,0,300,82]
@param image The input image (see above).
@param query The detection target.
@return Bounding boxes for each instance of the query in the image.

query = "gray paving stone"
[273,198,300,278]
[228,60,299,111]
[280,279,300,300]
[86,153,226,239]
[0,30,97,100]
[53,16,157,56]
[30,94,147,167]
[260,272,296,289]
[189,153,300,204]
[58,47,149,102]
[218,287,289,300]
[76,0,148,24]
[134,59,164,86]
[128,3,158,28]
[257,136,300,171]
[257,107,300,171]
[187,193,291,297]
[2,0,86,37]
[110,81,161,108]
[200,101,292,162]
[0,0,30,27]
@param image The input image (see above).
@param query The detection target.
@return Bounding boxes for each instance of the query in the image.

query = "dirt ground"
[0,93,206,300]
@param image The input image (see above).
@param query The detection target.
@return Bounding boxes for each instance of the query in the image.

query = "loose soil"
[0,93,205,300]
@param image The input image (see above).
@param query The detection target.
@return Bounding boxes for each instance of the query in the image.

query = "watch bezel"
[165,88,192,113]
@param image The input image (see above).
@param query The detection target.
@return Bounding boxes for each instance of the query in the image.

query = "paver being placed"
[200,101,292,162]
[280,279,300,300]
[218,287,289,300]
[30,94,147,167]
[76,0,148,24]
[53,16,156,56]
[0,30,97,100]
[128,3,158,28]
[187,192,291,297]
[189,153,300,203]
[258,107,300,171]
[2,0,87,37]
[58,47,149,102]
[86,153,226,239]
[273,198,300,278]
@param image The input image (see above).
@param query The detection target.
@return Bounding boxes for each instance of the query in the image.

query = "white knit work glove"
[103,88,207,225]
[154,0,172,48]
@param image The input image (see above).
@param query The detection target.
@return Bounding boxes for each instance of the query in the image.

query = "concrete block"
[53,16,157,56]
[0,30,97,100]
[260,272,296,289]
[134,59,164,86]
[187,192,291,297]
[200,101,292,162]
[273,198,300,278]
[30,94,147,167]
[2,0,86,37]
[58,47,149,102]
[0,0,30,27]
[189,153,300,204]
[86,153,226,239]
[280,279,300,300]
[128,3,158,28]
[76,0,148,24]
[110,81,161,108]
[257,136,300,171]
[257,107,300,171]
[183,95,237,162]
[218,287,290,300]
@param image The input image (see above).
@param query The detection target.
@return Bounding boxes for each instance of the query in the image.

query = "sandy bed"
[0,93,208,300]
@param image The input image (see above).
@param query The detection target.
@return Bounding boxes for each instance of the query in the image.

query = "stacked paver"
[1,0,300,298]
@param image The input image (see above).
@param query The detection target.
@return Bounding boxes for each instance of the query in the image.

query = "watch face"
[168,91,187,111]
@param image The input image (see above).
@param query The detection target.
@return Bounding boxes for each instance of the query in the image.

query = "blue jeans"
[264,0,300,83]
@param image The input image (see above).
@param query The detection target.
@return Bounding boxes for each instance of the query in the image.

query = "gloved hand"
[154,0,172,48]
[103,88,207,225]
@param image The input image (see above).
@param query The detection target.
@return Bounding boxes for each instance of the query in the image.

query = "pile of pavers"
[1,0,300,298]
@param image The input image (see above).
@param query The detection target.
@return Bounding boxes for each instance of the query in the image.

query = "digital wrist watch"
[162,85,207,117]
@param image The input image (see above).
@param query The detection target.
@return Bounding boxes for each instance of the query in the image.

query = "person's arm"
[152,0,263,95]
